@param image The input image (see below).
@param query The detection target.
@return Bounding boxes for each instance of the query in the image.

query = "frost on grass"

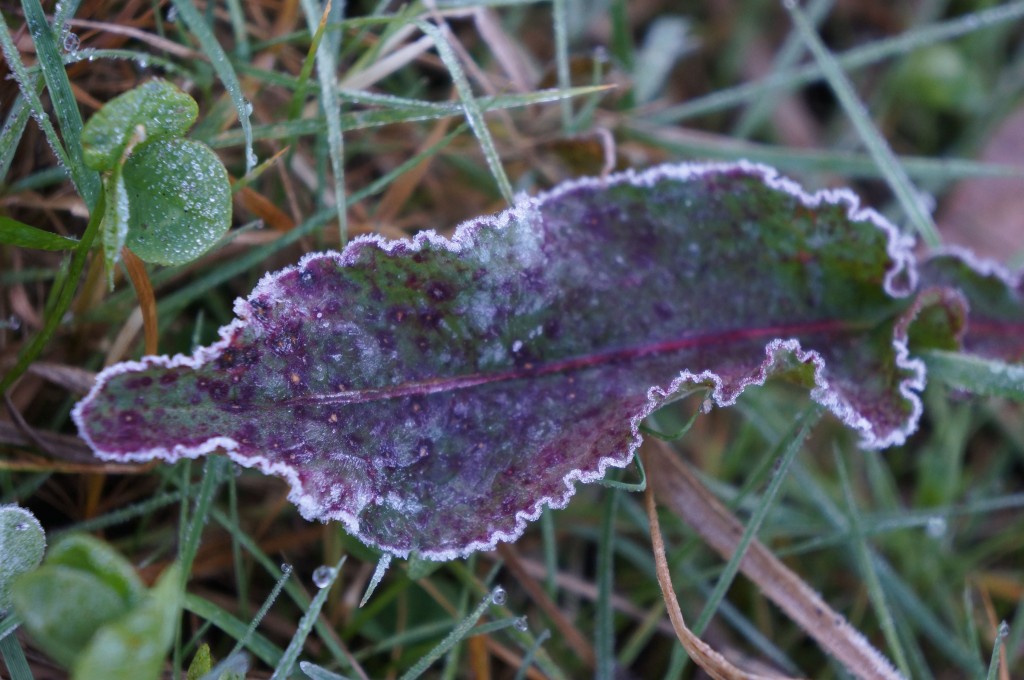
[73,162,1006,560]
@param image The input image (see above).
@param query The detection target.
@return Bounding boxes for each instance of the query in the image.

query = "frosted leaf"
[72,162,1022,560]
[0,504,45,612]
[10,534,149,668]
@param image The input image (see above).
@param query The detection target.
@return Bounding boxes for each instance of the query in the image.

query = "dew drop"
[925,516,947,539]
[247,150,258,168]
[490,585,507,605]
[243,99,254,116]
[166,5,178,22]
[280,562,293,574]
[514,616,528,632]
[62,31,80,53]
[312,565,336,589]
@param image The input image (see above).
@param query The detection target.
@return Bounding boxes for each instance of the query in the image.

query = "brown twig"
[643,441,903,680]
[643,463,794,680]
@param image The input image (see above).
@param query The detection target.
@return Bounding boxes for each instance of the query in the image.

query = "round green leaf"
[72,564,182,680]
[81,80,198,171]
[46,534,146,606]
[0,504,45,613]
[12,565,130,668]
[122,138,232,266]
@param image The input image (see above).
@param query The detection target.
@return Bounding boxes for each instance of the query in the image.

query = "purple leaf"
[74,162,928,559]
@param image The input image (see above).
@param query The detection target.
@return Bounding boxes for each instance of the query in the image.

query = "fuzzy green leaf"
[11,534,146,667]
[0,505,45,613]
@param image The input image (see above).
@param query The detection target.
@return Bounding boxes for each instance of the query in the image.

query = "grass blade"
[170,0,256,174]
[418,20,514,203]
[0,631,33,680]
[551,0,572,131]
[732,0,833,137]
[835,449,912,678]
[0,14,77,202]
[0,190,104,394]
[922,350,1024,401]
[20,0,100,208]
[987,621,1009,680]
[783,0,941,247]
[594,490,619,680]
[184,593,284,668]
[0,217,80,251]
[692,404,822,636]
[300,0,349,246]
[397,592,496,680]
[649,1,1024,125]
[270,557,346,679]
[0,97,31,183]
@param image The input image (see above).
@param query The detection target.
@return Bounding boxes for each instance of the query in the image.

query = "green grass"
[1,1,1023,678]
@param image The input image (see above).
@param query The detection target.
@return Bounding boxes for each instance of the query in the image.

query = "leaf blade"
[73,163,939,559]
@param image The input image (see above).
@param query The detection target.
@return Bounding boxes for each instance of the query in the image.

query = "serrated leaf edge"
[73,161,927,560]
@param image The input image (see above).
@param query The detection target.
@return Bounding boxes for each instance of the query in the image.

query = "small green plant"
[0,505,45,614]
[80,79,232,282]
[11,534,181,680]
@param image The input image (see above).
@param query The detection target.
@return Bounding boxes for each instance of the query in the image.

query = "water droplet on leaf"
[490,585,507,605]
[62,31,80,53]
[514,616,528,632]
[925,516,947,539]
[312,565,336,588]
